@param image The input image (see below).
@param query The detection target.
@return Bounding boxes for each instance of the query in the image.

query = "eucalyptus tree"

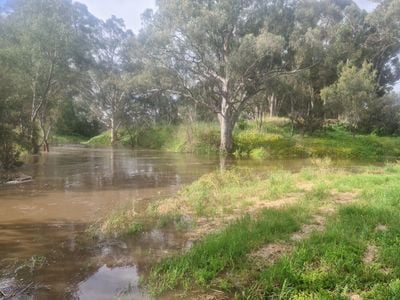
[0,0,96,153]
[364,0,400,93]
[321,62,378,133]
[142,0,313,153]
[89,16,136,145]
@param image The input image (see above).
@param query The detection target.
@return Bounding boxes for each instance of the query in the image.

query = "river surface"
[0,146,371,299]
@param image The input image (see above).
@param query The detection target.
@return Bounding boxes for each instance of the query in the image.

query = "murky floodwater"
[0,146,375,299]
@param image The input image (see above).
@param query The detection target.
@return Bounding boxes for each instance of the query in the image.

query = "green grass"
[147,207,310,294]
[250,176,400,299]
[145,163,400,298]
[180,169,297,217]
[83,131,112,146]
[94,168,299,238]
[233,120,400,160]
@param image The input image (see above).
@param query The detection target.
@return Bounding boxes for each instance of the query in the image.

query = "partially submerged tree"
[142,0,315,152]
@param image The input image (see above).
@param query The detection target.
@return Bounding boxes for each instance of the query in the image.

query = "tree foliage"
[0,0,399,164]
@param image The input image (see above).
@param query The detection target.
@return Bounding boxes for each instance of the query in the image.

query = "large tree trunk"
[30,125,40,154]
[110,116,117,145]
[30,135,40,154]
[269,93,277,118]
[218,103,235,153]
[218,76,236,153]
[43,140,50,153]
[39,115,52,153]
[218,114,234,153]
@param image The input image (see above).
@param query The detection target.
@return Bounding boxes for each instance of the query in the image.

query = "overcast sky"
[74,0,378,32]
[75,0,156,32]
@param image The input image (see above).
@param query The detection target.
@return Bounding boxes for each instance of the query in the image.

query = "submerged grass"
[145,162,400,299]
[87,206,146,238]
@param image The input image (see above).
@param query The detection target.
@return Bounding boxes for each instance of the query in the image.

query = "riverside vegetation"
[84,118,400,161]
[1,0,400,168]
[91,158,400,299]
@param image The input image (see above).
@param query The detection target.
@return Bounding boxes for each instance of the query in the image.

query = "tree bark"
[218,105,235,153]
[218,114,234,153]
[269,93,276,118]
[110,117,117,145]
[43,140,50,153]
[30,133,40,155]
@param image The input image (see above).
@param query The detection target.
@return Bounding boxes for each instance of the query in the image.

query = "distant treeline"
[0,0,399,169]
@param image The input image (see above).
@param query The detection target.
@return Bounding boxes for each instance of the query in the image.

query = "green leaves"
[321,61,378,130]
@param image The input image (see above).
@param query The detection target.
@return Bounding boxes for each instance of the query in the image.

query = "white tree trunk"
[110,117,116,145]
[218,97,235,153]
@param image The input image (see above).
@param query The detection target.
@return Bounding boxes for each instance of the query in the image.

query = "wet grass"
[179,168,298,217]
[87,206,146,238]
[93,167,299,238]
[147,207,310,295]
[145,163,400,298]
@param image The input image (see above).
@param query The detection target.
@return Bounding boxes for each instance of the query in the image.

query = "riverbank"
[138,161,400,299]
[84,119,400,160]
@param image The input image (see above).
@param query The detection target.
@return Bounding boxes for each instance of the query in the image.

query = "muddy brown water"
[0,146,375,299]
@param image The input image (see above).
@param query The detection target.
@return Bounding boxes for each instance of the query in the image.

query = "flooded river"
[0,146,370,299]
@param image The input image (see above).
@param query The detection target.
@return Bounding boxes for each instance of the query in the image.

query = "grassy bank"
[141,162,400,299]
[85,119,400,160]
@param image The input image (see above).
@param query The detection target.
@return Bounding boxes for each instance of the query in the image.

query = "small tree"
[321,62,377,134]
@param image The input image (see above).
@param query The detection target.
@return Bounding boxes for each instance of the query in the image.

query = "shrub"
[84,131,111,146]
[249,147,269,160]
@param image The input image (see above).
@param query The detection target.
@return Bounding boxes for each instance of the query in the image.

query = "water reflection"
[0,146,374,299]
[76,265,147,300]
[0,147,220,299]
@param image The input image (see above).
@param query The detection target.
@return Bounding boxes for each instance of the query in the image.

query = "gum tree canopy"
[143,0,311,152]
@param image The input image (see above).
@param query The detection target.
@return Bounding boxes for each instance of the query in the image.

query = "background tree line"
[0,0,399,168]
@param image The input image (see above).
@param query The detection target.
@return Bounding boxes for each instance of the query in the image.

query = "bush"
[84,131,112,146]
[249,147,269,160]
[234,130,282,155]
